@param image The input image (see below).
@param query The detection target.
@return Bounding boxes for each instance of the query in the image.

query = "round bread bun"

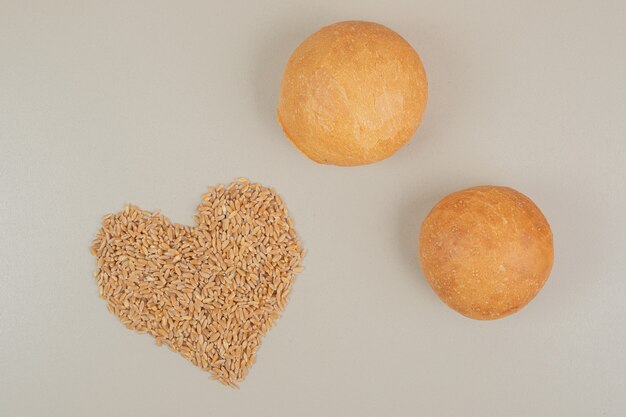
[277,21,428,166]
[418,186,554,320]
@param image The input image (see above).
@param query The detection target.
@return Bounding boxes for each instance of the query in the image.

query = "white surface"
[1,1,625,416]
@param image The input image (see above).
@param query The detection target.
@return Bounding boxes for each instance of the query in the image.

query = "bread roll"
[277,21,428,166]
[418,186,554,320]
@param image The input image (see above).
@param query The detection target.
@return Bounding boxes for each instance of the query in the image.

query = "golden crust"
[418,186,554,320]
[277,21,428,166]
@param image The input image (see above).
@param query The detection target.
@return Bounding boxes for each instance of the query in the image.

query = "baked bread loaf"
[418,186,554,320]
[277,21,428,166]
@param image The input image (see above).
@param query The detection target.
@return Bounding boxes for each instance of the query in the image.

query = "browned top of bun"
[277,21,428,166]
[418,186,554,320]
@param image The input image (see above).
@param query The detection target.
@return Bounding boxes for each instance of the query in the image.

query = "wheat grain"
[91,180,305,387]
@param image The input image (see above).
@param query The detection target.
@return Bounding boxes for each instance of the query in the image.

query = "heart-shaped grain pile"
[91,179,304,387]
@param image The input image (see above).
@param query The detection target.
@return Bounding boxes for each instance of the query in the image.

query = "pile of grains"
[91,179,305,387]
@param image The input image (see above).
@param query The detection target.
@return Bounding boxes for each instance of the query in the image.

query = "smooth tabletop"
[1,1,625,416]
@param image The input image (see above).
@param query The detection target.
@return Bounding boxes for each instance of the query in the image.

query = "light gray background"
[1,1,625,416]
